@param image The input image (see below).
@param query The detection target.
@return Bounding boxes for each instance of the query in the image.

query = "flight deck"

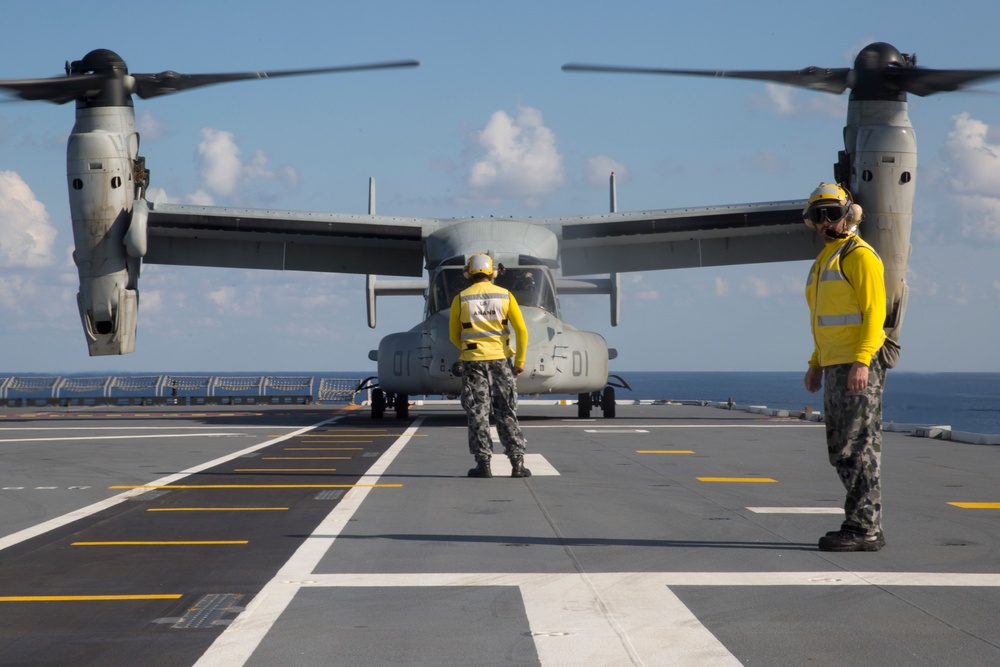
[1,401,998,666]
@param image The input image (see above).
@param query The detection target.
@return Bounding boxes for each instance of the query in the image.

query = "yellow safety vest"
[449,281,528,365]
[806,234,887,367]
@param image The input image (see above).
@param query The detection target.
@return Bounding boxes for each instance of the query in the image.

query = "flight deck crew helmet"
[803,182,863,228]
[465,253,495,278]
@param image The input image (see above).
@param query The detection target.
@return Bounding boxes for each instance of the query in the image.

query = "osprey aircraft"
[3,44,998,418]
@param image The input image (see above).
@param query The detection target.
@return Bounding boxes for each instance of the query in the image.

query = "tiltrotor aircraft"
[3,44,998,418]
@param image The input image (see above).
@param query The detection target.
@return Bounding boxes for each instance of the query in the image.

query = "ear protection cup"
[846,202,863,224]
[803,183,862,228]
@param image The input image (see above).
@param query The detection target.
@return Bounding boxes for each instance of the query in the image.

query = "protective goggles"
[805,204,847,224]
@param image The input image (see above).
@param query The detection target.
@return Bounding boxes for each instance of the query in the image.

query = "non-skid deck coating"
[0,402,999,666]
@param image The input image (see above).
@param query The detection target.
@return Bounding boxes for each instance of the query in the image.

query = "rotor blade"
[0,74,105,104]
[131,59,420,99]
[888,67,1000,96]
[562,63,851,94]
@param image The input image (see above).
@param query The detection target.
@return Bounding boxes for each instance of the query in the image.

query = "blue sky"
[2,1,999,374]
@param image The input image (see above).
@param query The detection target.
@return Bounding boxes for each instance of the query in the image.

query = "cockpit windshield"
[427,267,558,315]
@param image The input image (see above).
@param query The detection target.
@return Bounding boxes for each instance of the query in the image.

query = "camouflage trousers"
[460,359,526,461]
[823,357,886,535]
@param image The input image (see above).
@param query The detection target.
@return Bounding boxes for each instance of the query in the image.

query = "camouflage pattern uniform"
[823,356,885,534]
[460,358,526,461]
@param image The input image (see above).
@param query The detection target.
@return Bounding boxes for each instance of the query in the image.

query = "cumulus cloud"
[188,128,299,206]
[467,106,565,206]
[941,113,1000,243]
[0,171,58,267]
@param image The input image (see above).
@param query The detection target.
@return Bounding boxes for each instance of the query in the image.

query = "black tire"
[395,393,409,419]
[371,388,386,419]
[578,392,592,419]
[602,386,616,419]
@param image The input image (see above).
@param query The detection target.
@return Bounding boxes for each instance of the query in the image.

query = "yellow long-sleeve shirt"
[806,233,887,368]
[449,281,528,366]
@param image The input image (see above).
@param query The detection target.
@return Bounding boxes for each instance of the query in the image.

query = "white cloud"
[714,276,729,297]
[467,106,565,206]
[751,83,845,119]
[941,113,1000,243]
[189,128,299,206]
[587,156,627,188]
[136,109,167,142]
[0,171,58,267]
[762,84,796,115]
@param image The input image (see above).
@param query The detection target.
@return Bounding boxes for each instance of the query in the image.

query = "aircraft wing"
[141,202,443,277]
[549,200,821,276]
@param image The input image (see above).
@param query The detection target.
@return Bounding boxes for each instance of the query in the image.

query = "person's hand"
[804,366,823,393]
[847,362,869,393]
[513,366,525,376]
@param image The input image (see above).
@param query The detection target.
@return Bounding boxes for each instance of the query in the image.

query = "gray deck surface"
[0,401,998,666]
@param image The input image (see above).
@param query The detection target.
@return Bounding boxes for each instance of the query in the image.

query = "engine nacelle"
[67,108,142,355]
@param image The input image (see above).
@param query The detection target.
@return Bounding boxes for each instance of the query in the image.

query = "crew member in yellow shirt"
[449,254,530,478]
[803,183,887,552]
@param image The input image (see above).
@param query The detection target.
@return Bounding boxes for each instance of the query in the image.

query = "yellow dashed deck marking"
[948,502,1000,509]
[0,594,183,602]
[110,484,402,489]
[636,450,695,454]
[72,541,248,546]
[697,477,778,483]
[146,507,289,512]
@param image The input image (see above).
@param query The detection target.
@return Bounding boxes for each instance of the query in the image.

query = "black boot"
[468,458,492,478]
[510,456,531,478]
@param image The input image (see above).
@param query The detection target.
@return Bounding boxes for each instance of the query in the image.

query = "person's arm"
[506,293,528,371]
[843,248,887,366]
[448,295,463,350]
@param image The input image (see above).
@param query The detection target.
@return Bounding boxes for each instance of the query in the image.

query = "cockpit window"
[427,267,557,315]
[496,268,557,313]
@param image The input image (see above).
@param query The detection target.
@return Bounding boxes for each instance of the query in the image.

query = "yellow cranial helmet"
[803,182,862,228]
[466,253,494,277]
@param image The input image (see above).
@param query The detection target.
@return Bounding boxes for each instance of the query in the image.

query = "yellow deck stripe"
[288,440,370,443]
[0,594,183,602]
[948,502,1000,509]
[697,477,778,483]
[305,431,386,435]
[72,541,248,546]
[234,468,338,472]
[284,448,363,451]
[263,457,350,460]
[110,484,402,489]
[636,450,695,454]
[146,507,289,512]
[305,434,425,438]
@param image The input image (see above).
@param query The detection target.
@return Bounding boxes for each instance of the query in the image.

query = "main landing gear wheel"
[394,393,409,419]
[601,386,616,419]
[371,388,386,419]
[577,392,592,418]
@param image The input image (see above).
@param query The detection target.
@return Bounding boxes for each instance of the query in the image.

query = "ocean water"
[611,371,1000,436]
[4,370,999,436]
